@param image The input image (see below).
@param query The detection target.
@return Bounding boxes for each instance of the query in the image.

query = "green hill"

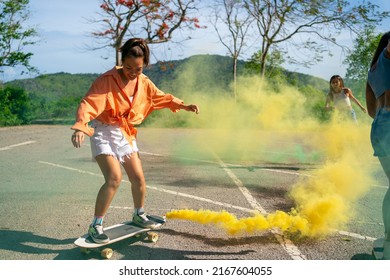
[2,54,330,125]
[6,72,99,103]
[149,54,247,93]
[5,54,329,101]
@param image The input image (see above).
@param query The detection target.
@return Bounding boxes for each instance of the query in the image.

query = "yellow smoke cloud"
[166,209,309,236]
[158,67,376,238]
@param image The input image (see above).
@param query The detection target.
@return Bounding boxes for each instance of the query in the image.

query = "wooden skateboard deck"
[372,238,384,260]
[74,215,166,258]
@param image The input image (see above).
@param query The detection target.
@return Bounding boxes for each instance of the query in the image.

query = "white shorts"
[90,120,139,162]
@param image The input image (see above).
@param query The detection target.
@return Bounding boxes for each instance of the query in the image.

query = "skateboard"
[372,238,384,260]
[74,215,166,259]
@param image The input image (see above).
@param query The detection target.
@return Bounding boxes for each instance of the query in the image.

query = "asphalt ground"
[0,125,387,260]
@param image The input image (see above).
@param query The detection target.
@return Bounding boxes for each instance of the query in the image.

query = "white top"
[332,91,351,109]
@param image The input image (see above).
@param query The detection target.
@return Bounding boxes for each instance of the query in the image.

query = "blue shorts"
[90,121,139,162]
[371,108,390,157]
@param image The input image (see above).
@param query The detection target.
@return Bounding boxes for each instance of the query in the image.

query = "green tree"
[342,25,383,105]
[245,49,285,79]
[0,86,31,125]
[243,0,389,77]
[344,25,381,81]
[52,96,82,119]
[0,0,38,74]
[244,48,287,91]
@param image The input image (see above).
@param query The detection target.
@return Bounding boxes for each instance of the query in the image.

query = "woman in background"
[325,75,366,122]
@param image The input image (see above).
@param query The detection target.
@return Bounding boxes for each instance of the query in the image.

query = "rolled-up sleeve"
[71,81,108,136]
[147,79,184,112]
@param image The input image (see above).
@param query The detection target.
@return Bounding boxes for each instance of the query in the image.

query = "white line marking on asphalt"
[140,151,389,189]
[0,141,36,151]
[371,184,389,189]
[146,185,255,213]
[38,161,104,177]
[140,151,223,165]
[38,160,378,249]
[215,159,267,215]
[335,230,376,242]
[211,152,307,260]
[140,151,312,177]
[38,161,254,213]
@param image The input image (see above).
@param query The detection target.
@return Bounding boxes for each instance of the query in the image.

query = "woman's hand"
[71,130,85,148]
[182,104,200,114]
[342,87,352,97]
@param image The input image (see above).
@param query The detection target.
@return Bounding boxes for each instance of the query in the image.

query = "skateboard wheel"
[80,248,91,255]
[147,232,159,243]
[101,248,113,259]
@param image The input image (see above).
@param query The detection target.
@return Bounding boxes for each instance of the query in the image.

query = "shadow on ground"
[0,229,258,260]
[0,229,74,258]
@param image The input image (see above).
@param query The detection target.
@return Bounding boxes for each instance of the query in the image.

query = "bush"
[0,86,32,126]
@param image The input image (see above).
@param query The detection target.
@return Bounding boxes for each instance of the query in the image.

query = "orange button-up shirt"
[71,66,184,142]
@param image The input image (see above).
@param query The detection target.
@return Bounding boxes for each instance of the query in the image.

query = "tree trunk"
[260,52,267,78]
[260,44,269,78]
[116,48,121,66]
[233,56,237,103]
[115,35,123,66]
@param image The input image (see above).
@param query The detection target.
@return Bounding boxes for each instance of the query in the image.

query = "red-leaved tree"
[91,0,203,65]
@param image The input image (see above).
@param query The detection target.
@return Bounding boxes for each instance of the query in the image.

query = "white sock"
[92,216,104,226]
[135,208,145,216]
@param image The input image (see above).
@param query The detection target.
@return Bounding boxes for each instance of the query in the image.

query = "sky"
[1,0,390,82]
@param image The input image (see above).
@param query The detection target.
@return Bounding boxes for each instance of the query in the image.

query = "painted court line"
[211,151,307,260]
[371,184,389,189]
[140,151,311,177]
[214,159,267,215]
[38,161,104,177]
[335,230,376,242]
[38,161,253,213]
[38,161,376,249]
[140,151,389,189]
[0,140,36,151]
[211,154,379,249]
[141,151,226,166]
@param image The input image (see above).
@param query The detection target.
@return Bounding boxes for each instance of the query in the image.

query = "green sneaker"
[88,224,109,244]
[132,213,158,229]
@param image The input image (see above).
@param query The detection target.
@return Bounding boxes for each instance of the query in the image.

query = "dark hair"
[329,74,344,87]
[328,75,345,100]
[370,31,390,68]
[120,38,150,66]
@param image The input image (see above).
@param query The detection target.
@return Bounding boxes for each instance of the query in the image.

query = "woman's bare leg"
[94,154,123,216]
[121,152,156,228]
[122,152,146,209]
